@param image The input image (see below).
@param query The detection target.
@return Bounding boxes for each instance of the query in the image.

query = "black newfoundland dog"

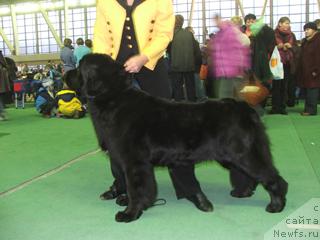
[73,54,288,223]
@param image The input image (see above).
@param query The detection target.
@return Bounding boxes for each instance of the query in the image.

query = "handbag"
[199,64,208,80]
[269,46,284,80]
[240,73,270,106]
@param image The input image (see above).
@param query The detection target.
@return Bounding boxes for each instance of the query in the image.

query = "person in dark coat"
[168,15,197,102]
[185,26,207,101]
[0,51,10,120]
[242,14,275,83]
[297,22,320,116]
[3,57,18,104]
[242,14,275,116]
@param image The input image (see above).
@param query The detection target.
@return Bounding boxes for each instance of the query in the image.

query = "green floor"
[0,105,319,240]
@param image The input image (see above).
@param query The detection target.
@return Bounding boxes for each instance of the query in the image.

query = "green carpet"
[0,105,319,240]
[0,106,98,192]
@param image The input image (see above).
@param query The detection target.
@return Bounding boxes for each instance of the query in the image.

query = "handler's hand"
[124,55,149,73]
[284,43,292,49]
[277,43,284,49]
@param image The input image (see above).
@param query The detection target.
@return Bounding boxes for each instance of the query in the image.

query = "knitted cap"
[303,22,317,31]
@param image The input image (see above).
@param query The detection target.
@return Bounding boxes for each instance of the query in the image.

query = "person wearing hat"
[297,22,320,116]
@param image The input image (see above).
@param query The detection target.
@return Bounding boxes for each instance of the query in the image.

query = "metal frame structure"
[0,0,319,64]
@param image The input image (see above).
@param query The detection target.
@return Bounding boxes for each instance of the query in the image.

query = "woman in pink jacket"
[211,18,251,99]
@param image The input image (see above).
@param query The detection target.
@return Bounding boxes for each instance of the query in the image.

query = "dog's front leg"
[100,158,127,201]
[115,163,157,223]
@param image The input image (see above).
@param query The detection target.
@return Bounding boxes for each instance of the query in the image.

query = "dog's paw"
[116,194,129,206]
[115,210,143,223]
[230,189,254,198]
[266,198,286,213]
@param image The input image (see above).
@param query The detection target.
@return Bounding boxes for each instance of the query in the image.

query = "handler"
[92,0,212,212]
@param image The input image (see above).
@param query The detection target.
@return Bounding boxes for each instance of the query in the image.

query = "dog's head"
[77,53,129,99]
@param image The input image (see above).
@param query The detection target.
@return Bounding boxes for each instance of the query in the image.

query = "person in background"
[230,16,250,47]
[93,0,212,212]
[2,56,17,105]
[242,14,275,83]
[242,13,256,36]
[315,19,320,104]
[185,26,207,101]
[35,78,56,118]
[297,22,320,116]
[169,15,198,102]
[33,69,45,81]
[85,39,93,50]
[211,18,250,99]
[74,38,92,67]
[289,39,302,105]
[56,63,63,75]
[0,51,10,121]
[242,14,275,115]
[202,37,215,97]
[270,17,296,115]
[46,60,54,70]
[55,72,86,119]
[60,38,76,74]
[21,63,29,75]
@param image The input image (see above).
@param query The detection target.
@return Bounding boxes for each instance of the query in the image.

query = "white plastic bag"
[269,46,284,80]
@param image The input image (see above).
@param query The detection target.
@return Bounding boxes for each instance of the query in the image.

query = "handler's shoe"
[186,192,213,212]
[100,184,125,200]
[100,185,119,200]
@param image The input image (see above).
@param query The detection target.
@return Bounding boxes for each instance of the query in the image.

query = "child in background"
[55,75,85,119]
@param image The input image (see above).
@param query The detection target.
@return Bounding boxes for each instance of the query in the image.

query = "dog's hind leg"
[115,162,157,223]
[232,154,288,213]
[233,161,288,212]
[229,166,258,198]
[232,120,288,213]
[259,170,288,213]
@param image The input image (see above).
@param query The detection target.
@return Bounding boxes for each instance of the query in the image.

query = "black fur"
[74,53,288,223]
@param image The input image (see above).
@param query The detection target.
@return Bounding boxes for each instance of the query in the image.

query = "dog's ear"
[80,64,103,97]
